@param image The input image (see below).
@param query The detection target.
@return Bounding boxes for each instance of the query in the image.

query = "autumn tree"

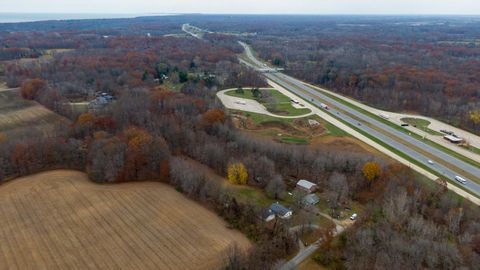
[202,108,225,125]
[228,163,248,185]
[363,161,381,184]
[20,78,46,100]
[123,127,170,181]
[470,110,480,125]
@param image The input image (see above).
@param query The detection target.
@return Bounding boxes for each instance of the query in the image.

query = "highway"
[239,42,480,198]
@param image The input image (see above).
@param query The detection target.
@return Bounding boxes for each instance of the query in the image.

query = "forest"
[237,16,480,134]
[167,15,480,134]
[0,15,480,269]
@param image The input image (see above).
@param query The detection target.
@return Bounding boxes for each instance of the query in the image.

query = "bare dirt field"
[0,89,69,137]
[0,170,251,270]
[311,136,382,155]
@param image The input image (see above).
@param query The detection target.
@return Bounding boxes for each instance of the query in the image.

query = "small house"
[261,209,276,222]
[270,202,293,219]
[303,193,320,206]
[296,179,318,193]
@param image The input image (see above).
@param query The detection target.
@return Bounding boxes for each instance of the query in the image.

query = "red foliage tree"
[20,78,46,100]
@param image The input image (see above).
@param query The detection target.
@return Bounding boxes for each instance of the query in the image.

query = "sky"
[1,0,479,15]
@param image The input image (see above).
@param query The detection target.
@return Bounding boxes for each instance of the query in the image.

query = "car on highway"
[455,175,467,184]
[427,160,435,165]
[320,103,329,110]
[401,123,409,127]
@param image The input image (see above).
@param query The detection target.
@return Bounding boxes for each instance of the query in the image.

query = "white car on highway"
[455,176,467,184]
[427,160,435,165]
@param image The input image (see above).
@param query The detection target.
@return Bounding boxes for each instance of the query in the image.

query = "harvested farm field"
[0,89,69,137]
[0,170,250,270]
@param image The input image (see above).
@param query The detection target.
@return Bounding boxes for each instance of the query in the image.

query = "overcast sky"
[1,0,479,15]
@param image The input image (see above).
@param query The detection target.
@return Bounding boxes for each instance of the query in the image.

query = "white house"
[296,179,318,193]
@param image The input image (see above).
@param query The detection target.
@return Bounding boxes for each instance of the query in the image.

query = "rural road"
[238,41,480,201]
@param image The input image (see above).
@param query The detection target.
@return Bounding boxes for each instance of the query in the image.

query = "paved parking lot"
[216,89,314,119]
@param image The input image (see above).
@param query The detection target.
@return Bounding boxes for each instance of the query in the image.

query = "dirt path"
[0,170,251,270]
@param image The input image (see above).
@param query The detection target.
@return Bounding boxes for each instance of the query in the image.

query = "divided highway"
[239,42,480,198]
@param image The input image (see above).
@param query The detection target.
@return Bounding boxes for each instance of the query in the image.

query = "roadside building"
[269,202,293,219]
[302,193,320,206]
[444,135,464,144]
[296,179,318,193]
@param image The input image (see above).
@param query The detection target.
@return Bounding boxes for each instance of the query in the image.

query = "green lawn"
[227,185,274,207]
[231,110,349,142]
[463,145,480,155]
[280,136,309,144]
[233,110,295,125]
[323,121,349,137]
[226,88,311,116]
[401,118,443,136]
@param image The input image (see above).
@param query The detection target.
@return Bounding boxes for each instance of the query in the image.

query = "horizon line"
[1,12,480,16]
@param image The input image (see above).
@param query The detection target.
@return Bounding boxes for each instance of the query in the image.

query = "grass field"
[0,170,251,270]
[400,117,443,136]
[226,88,311,116]
[0,90,69,137]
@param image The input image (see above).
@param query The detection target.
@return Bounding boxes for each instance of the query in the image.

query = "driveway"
[279,211,347,270]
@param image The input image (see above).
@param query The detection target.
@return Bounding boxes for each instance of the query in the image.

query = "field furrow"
[0,170,251,270]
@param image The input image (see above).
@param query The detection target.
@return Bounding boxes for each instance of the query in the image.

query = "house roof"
[261,209,275,220]
[270,202,291,216]
[303,194,320,205]
[297,179,317,190]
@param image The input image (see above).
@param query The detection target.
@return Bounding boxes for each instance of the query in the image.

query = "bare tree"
[265,175,286,200]
[327,172,349,209]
